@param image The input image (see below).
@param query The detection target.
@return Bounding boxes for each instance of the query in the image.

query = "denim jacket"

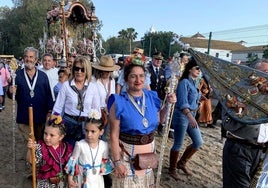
[174,77,201,113]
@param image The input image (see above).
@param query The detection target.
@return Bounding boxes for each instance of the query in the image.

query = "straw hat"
[92,56,120,71]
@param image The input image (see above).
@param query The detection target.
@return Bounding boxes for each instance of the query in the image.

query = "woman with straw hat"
[92,55,120,141]
[92,55,120,111]
[92,55,120,187]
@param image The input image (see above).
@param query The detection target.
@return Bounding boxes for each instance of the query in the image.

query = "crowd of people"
[1,45,268,188]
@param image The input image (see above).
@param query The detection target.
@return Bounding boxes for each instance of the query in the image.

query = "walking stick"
[29,107,37,188]
[9,58,18,173]
[156,74,178,188]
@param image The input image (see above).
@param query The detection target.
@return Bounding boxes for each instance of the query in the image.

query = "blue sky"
[1,0,268,46]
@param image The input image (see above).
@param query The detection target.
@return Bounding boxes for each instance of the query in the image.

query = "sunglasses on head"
[74,66,85,73]
[193,66,200,70]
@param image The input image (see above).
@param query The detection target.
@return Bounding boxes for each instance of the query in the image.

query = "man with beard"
[9,47,53,142]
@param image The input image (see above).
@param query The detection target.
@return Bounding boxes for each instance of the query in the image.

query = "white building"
[231,45,266,63]
[179,32,248,62]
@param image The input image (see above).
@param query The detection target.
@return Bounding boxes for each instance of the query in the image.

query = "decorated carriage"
[39,0,105,63]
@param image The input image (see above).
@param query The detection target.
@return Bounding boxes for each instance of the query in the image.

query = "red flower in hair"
[125,54,146,66]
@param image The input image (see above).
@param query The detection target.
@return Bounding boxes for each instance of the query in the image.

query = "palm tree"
[118,28,138,54]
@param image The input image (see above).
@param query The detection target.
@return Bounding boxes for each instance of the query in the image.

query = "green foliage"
[247,52,259,64]
[118,28,138,54]
[263,45,268,60]
[104,31,181,59]
[142,31,181,59]
[103,37,128,55]
[0,1,180,60]
[0,0,52,57]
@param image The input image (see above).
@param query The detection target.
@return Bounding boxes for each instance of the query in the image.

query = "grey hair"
[41,53,53,62]
[24,47,39,60]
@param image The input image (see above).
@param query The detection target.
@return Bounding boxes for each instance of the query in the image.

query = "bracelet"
[113,160,122,167]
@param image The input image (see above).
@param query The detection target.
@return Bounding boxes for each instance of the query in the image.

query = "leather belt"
[64,113,87,122]
[119,132,154,145]
[226,132,267,149]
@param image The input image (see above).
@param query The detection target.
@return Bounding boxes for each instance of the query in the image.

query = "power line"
[185,25,268,46]
[202,25,268,36]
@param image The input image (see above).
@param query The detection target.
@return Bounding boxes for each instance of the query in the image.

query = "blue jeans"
[63,115,85,147]
[171,112,203,151]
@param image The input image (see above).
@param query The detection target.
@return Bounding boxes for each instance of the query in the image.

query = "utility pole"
[207,32,212,54]
[148,26,156,57]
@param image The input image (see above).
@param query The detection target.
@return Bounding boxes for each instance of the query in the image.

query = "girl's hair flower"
[88,109,101,120]
[49,112,63,125]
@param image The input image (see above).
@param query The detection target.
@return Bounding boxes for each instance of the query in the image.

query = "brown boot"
[177,145,198,176]
[168,150,180,181]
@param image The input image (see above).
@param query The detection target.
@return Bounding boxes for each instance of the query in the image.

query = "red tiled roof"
[232,45,267,52]
[180,37,247,51]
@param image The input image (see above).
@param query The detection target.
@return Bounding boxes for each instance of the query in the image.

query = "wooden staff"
[29,107,37,188]
[9,58,18,173]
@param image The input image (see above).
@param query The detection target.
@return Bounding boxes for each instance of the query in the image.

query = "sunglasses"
[193,66,200,70]
[74,66,85,73]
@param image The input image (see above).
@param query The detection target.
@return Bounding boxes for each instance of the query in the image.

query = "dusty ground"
[0,98,223,188]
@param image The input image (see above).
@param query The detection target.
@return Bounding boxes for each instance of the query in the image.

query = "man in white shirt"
[40,53,59,101]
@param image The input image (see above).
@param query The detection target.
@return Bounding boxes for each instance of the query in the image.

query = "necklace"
[89,142,100,175]
[100,78,109,94]
[24,68,38,98]
[48,143,64,178]
[127,92,148,127]
[55,145,63,175]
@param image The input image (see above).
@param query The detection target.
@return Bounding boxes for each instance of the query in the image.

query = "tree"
[141,31,181,59]
[263,45,268,60]
[0,0,102,58]
[118,28,138,54]
[247,52,258,65]
[103,37,128,55]
[0,0,52,57]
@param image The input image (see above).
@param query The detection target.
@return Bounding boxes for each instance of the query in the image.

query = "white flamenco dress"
[65,139,113,188]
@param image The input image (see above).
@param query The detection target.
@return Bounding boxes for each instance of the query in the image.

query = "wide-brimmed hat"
[153,52,163,60]
[92,56,120,72]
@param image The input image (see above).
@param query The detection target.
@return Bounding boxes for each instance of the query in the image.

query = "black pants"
[222,139,263,188]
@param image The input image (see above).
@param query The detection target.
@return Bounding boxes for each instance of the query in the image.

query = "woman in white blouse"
[53,56,101,146]
[92,55,120,141]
